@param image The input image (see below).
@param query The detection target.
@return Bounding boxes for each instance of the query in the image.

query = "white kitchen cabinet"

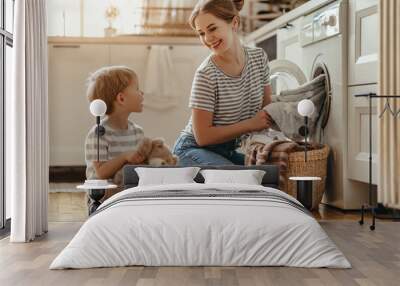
[48,44,109,166]
[108,45,149,77]
[347,84,378,184]
[348,0,379,86]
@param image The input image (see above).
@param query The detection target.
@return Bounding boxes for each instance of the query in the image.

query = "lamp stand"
[304,116,308,162]
[90,116,106,215]
[96,116,100,162]
[94,116,106,162]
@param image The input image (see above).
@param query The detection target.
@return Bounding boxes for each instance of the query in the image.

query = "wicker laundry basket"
[286,144,330,210]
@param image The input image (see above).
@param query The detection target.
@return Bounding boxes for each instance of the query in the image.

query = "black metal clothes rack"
[354,93,400,231]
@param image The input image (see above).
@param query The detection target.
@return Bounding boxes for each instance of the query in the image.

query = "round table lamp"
[297,99,315,117]
[297,99,315,162]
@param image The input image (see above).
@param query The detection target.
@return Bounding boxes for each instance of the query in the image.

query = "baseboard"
[319,203,361,212]
[320,203,400,220]
[49,166,86,183]
[375,203,400,220]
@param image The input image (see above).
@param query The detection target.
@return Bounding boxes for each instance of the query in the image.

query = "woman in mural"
[173,0,273,165]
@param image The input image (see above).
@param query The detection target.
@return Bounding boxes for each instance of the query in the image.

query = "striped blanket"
[92,188,310,217]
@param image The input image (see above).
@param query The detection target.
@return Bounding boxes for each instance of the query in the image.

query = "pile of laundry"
[242,74,329,192]
[264,74,328,141]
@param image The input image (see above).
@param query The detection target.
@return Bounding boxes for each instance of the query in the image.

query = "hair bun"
[232,0,244,12]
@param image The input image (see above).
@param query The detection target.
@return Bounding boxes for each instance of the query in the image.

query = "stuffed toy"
[137,137,178,166]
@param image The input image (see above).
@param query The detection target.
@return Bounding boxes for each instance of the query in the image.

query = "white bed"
[50,181,350,269]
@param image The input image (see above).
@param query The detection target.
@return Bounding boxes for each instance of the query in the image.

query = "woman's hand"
[192,109,272,146]
[248,110,272,131]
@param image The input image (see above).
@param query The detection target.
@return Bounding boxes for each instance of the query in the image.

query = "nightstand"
[77,181,117,215]
[289,177,321,210]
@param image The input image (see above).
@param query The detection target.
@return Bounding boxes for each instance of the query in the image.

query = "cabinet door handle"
[354,93,376,97]
[279,23,293,30]
[52,45,81,48]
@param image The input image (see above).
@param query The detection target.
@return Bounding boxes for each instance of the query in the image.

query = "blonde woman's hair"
[86,66,136,115]
[189,0,244,30]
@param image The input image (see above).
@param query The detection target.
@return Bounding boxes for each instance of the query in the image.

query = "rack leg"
[370,206,376,231]
[359,204,365,225]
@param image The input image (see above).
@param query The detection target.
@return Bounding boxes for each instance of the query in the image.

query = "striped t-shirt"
[183,46,270,135]
[85,118,144,185]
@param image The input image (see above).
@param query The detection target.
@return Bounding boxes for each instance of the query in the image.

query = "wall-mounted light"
[297,99,315,162]
[89,99,107,162]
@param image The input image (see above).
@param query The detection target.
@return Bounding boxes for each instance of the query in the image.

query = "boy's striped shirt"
[85,118,144,185]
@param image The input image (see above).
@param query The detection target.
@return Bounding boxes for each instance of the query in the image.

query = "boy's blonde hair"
[86,66,136,115]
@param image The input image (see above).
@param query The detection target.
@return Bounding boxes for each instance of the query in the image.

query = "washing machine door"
[269,59,307,95]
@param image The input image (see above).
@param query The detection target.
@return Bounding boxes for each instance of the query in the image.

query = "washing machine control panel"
[300,1,342,47]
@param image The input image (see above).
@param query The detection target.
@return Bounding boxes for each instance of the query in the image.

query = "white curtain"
[8,0,49,242]
[378,0,400,208]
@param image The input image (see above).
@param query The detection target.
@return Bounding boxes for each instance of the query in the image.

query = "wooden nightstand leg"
[88,189,105,215]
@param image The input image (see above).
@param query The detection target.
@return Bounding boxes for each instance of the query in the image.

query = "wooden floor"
[0,192,398,286]
[48,192,88,222]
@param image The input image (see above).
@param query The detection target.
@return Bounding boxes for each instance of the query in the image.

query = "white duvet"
[50,183,351,269]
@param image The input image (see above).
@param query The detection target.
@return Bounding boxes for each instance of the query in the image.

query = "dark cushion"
[122,165,280,190]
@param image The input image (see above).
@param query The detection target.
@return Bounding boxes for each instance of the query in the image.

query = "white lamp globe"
[297,99,315,117]
[90,99,107,116]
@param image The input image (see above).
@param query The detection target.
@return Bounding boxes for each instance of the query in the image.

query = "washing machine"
[265,0,368,209]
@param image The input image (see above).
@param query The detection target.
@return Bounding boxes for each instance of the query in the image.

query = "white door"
[347,84,378,184]
[348,0,379,85]
[269,59,307,95]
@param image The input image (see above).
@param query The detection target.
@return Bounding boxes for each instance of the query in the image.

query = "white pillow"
[200,169,266,185]
[135,167,201,186]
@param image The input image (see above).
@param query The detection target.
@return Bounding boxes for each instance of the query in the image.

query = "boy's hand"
[136,137,152,157]
[125,138,153,164]
[125,151,146,164]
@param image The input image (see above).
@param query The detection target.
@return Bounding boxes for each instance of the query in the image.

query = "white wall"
[48,41,209,166]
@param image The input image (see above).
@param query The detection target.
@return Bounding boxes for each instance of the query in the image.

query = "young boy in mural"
[84,66,151,197]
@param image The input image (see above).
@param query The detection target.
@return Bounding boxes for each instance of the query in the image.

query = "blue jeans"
[172,133,245,166]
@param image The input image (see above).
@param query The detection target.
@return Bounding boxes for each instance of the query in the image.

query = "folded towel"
[245,140,302,193]
[279,74,326,97]
[143,45,180,110]
[244,139,322,195]
[264,74,328,141]
[241,129,291,151]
